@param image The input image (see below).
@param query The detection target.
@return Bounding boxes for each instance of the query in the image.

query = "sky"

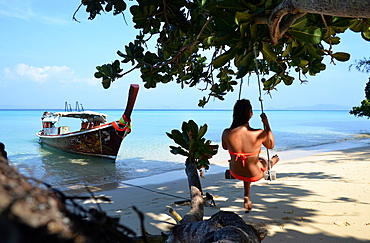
[0,0,369,110]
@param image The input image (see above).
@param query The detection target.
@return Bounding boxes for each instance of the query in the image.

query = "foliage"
[166,120,218,171]
[350,77,370,119]
[350,58,370,73]
[76,0,370,106]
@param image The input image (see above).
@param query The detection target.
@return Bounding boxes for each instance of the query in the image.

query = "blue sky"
[0,0,369,110]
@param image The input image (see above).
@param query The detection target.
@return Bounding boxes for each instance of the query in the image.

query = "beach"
[65,143,370,242]
[1,109,369,241]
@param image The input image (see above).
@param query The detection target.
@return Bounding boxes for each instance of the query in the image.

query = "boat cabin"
[40,111,108,136]
[41,112,60,135]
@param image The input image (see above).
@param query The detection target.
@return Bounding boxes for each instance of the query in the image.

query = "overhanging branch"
[268,0,306,45]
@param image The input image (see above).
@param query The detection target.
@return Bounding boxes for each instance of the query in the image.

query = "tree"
[166,120,217,222]
[76,0,370,107]
[350,58,370,118]
[73,0,370,241]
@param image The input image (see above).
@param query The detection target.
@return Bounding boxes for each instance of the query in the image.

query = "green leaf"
[235,11,252,25]
[262,42,277,62]
[240,51,254,68]
[197,124,208,140]
[113,1,127,14]
[169,146,189,156]
[298,59,309,67]
[290,16,307,29]
[280,74,294,85]
[331,17,352,28]
[170,129,188,149]
[332,52,351,62]
[324,36,340,45]
[236,65,249,79]
[263,74,281,90]
[94,72,103,78]
[186,120,199,138]
[102,78,111,89]
[282,43,292,57]
[105,2,113,12]
[361,27,370,41]
[166,132,173,139]
[288,27,322,45]
[213,46,239,68]
[349,20,365,32]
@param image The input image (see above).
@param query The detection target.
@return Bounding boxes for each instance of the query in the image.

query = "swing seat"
[264,170,277,180]
[225,169,235,179]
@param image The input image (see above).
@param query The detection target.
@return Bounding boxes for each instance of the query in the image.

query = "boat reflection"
[38,145,125,192]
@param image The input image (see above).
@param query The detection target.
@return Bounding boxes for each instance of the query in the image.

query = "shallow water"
[1,109,369,190]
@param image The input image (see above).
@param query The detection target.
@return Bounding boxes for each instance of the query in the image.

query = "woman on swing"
[222,99,279,211]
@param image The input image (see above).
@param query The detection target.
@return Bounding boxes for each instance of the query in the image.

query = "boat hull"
[37,123,127,160]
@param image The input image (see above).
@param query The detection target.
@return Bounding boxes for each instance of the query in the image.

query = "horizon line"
[0,108,351,112]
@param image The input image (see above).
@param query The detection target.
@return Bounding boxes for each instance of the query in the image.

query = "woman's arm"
[221,130,229,150]
[260,113,275,149]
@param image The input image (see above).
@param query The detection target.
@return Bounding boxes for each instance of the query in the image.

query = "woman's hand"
[260,113,274,149]
[260,113,269,126]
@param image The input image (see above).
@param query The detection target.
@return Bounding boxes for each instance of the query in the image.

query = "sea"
[0,109,369,191]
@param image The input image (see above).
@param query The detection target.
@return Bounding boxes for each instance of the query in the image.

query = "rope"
[253,47,272,181]
[119,181,189,200]
[238,78,243,100]
[103,169,189,200]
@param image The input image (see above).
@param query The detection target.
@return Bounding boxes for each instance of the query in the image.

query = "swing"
[224,47,276,181]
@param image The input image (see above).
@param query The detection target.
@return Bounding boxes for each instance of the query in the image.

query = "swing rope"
[252,47,273,181]
[238,78,244,100]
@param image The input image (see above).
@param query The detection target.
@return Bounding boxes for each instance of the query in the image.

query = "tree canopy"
[76,0,370,107]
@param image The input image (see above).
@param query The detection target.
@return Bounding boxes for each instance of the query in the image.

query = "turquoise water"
[0,109,369,190]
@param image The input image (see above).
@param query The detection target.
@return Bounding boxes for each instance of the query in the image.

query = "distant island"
[267,104,351,111]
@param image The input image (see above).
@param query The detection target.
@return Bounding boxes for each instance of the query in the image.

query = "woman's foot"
[244,196,252,212]
[271,154,280,167]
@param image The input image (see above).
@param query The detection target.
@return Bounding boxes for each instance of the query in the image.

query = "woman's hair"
[230,99,252,129]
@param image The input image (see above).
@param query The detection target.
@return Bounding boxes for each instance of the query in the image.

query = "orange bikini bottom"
[229,167,266,183]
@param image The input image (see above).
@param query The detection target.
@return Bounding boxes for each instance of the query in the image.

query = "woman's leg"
[259,154,280,170]
[243,181,252,211]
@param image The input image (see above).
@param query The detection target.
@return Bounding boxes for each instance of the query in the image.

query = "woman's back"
[223,125,264,153]
[222,125,266,177]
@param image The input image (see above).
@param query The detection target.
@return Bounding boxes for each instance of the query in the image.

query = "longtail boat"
[36,84,139,161]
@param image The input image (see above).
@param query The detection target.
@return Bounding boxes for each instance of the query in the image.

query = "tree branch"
[269,0,306,45]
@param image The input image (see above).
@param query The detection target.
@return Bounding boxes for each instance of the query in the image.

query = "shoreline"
[65,139,370,242]
[100,137,370,188]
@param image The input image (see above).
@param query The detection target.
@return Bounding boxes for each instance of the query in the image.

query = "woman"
[222,99,279,211]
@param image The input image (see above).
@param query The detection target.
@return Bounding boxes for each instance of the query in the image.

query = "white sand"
[66,142,370,242]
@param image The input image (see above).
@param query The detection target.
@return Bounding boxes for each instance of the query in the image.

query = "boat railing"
[64,101,84,112]
[65,102,72,112]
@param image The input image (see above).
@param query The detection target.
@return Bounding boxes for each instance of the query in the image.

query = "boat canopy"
[42,116,59,122]
[53,111,108,121]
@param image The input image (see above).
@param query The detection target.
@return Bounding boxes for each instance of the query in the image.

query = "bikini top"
[229,147,261,167]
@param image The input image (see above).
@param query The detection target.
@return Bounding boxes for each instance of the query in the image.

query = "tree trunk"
[182,158,204,223]
[166,158,263,242]
[168,211,261,243]
[288,0,370,18]
[259,0,370,44]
